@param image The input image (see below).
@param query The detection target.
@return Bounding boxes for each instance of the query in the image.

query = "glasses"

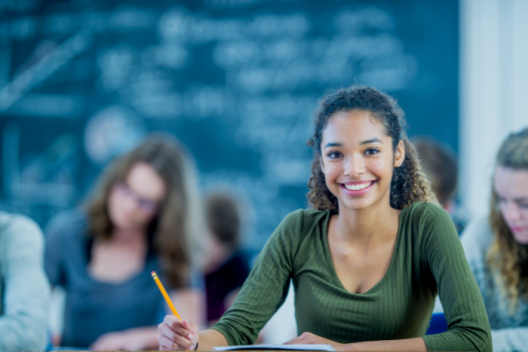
[114,182,160,213]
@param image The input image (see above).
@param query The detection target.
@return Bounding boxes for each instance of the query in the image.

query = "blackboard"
[0,0,458,250]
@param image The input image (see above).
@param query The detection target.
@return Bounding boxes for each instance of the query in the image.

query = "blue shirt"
[44,210,200,348]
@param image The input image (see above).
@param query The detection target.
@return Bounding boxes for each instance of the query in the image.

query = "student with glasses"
[44,134,206,350]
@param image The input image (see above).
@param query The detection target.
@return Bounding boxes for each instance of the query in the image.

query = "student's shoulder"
[401,202,456,240]
[279,208,328,232]
[269,209,328,256]
[0,211,43,246]
[403,202,448,220]
[460,216,494,260]
[0,211,41,232]
[45,208,89,242]
[402,202,454,227]
[273,209,329,244]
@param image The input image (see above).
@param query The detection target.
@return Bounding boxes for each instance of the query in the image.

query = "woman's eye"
[365,148,380,155]
[327,151,342,159]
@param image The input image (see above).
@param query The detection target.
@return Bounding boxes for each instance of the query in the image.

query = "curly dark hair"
[307,86,438,212]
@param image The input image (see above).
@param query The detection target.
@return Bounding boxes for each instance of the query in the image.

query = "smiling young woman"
[158,86,492,352]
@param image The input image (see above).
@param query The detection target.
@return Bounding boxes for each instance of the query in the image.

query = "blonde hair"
[487,128,528,312]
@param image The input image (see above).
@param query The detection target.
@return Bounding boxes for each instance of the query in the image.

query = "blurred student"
[413,137,457,210]
[0,211,50,351]
[158,86,491,352]
[203,192,251,327]
[413,137,466,234]
[44,135,206,350]
[461,128,528,351]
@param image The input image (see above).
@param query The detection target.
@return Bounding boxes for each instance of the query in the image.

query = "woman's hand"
[158,315,199,351]
[285,332,354,351]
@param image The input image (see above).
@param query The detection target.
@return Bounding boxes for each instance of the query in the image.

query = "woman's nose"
[344,155,366,176]
[502,202,522,223]
[122,192,141,212]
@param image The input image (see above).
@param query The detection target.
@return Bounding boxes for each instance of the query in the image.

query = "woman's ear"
[394,140,405,167]
[319,156,325,174]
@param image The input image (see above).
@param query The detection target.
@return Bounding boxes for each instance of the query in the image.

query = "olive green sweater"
[212,203,491,351]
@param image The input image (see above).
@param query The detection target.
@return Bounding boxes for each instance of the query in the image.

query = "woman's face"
[320,110,404,211]
[494,166,528,244]
[108,162,167,231]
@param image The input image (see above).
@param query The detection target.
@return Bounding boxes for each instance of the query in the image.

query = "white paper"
[213,344,335,351]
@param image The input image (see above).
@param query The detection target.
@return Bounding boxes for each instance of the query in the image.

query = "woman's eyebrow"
[324,142,343,148]
[360,138,382,145]
[324,138,382,149]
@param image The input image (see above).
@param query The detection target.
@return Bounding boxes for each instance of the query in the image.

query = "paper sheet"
[213,344,336,351]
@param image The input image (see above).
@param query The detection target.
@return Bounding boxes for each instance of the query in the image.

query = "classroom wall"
[459,0,528,220]
[0,0,459,251]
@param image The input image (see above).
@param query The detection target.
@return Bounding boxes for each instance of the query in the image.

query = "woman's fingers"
[166,317,197,339]
[158,316,195,350]
[159,325,192,346]
[158,331,193,350]
[164,315,183,330]
[159,335,182,351]
[284,337,302,345]
[159,322,178,340]
[284,332,310,345]
[182,320,198,335]
[172,331,193,348]
[181,320,199,344]
[161,322,193,340]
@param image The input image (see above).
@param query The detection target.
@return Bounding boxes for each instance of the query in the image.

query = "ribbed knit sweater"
[212,203,491,351]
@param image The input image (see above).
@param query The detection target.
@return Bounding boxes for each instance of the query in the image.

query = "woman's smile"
[339,180,377,196]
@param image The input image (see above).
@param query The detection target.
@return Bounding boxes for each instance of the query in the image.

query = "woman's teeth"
[343,182,373,191]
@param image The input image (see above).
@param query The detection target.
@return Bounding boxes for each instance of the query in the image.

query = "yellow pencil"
[151,271,182,321]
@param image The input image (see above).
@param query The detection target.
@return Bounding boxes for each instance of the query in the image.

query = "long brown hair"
[487,128,528,311]
[307,86,438,212]
[84,134,205,288]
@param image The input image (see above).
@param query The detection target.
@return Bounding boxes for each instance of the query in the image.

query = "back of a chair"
[426,312,448,335]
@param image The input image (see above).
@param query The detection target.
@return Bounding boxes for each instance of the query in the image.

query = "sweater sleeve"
[420,206,492,352]
[211,210,303,345]
[0,215,50,351]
